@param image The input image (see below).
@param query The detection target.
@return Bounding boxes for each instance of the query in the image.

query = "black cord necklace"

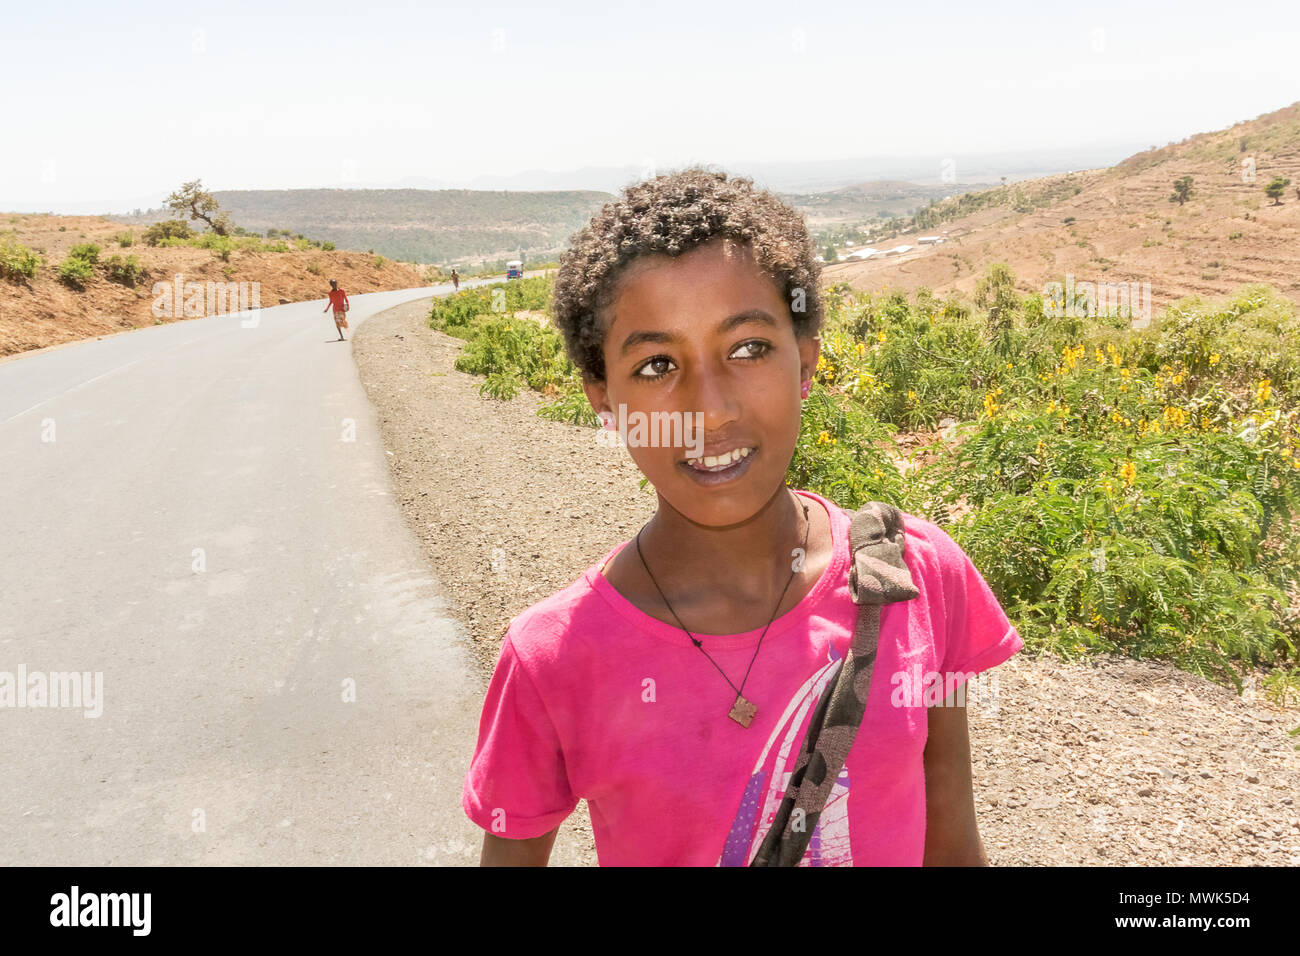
[634,489,811,728]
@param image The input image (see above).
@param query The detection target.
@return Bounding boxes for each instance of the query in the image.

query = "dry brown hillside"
[824,101,1300,309]
[0,214,433,357]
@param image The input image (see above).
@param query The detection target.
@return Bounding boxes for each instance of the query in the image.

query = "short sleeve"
[462,630,578,839]
[931,524,1023,678]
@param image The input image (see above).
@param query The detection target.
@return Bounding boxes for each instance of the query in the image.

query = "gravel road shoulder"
[355,297,1300,867]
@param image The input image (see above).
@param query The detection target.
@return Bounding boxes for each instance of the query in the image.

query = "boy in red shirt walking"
[324,279,350,340]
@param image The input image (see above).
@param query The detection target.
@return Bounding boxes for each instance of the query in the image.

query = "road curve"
[0,284,493,864]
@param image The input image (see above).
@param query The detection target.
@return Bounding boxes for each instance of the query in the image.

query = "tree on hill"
[165,180,233,236]
[823,244,838,263]
[1169,176,1194,205]
[1264,176,1291,205]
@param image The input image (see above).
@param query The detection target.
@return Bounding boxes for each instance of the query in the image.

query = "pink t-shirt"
[462,488,1023,865]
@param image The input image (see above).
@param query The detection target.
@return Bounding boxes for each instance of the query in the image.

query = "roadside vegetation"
[430,267,1300,714]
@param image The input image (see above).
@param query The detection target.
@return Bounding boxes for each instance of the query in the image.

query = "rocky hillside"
[0,214,432,356]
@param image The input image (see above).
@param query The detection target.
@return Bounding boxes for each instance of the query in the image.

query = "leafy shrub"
[68,242,100,265]
[104,254,143,287]
[57,256,94,288]
[0,238,42,281]
[144,220,194,245]
[321,241,335,251]
[114,231,134,247]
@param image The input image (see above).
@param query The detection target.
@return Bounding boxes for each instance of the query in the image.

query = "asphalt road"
[0,284,495,864]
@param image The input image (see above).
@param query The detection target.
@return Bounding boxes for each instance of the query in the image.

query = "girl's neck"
[637,484,809,607]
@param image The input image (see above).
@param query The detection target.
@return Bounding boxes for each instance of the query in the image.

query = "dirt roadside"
[354,298,1300,866]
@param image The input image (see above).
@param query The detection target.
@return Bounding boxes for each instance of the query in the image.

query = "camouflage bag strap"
[749,501,920,866]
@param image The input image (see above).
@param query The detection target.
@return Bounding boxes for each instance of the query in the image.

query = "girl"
[462,167,1023,866]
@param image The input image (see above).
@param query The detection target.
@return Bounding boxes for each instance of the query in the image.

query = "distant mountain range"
[78,145,1150,266]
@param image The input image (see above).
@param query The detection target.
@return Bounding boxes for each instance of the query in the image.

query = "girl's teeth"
[691,447,751,470]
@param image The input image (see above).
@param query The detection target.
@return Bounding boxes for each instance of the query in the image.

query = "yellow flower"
[1120,460,1136,487]
[908,389,917,401]
[1209,353,1220,366]
[856,342,866,356]
[1257,379,1272,403]
[1103,480,1115,495]
[872,467,884,479]
[1283,448,1293,458]
[877,330,887,343]
[817,430,830,444]
[1005,362,1013,370]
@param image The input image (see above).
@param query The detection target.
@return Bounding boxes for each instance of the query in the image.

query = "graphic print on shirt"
[717,641,853,866]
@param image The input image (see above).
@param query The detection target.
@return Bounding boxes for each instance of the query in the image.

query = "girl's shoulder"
[495,557,616,668]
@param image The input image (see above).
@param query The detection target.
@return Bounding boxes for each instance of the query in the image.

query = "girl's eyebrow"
[618,308,778,356]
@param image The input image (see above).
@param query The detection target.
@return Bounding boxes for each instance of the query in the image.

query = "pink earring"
[800,379,811,399]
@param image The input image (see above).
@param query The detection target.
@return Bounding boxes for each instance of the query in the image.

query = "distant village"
[816,233,947,264]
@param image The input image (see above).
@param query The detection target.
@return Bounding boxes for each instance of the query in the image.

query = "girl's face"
[583,238,820,527]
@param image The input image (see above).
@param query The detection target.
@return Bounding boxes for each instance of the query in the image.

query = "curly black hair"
[550,166,824,382]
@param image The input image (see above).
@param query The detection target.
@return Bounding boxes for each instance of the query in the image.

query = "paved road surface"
[0,284,499,864]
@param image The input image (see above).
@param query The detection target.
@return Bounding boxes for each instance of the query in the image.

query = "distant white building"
[883,244,913,256]
[846,247,878,261]
[917,236,946,245]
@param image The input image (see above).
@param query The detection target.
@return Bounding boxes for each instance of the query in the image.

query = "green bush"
[0,238,42,281]
[114,231,134,247]
[67,242,100,265]
[105,254,143,287]
[144,219,194,245]
[321,241,335,251]
[57,256,94,289]
[453,314,570,392]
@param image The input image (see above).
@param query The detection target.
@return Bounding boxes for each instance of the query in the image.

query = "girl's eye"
[635,356,676,379]
[732,340,772,361]
[633,341,771,381]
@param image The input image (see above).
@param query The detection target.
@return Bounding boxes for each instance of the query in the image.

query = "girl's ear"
[582,377,612,423]
[799,334,822,385]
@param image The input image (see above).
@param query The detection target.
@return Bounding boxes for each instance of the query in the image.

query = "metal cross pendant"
[728,694,757,728]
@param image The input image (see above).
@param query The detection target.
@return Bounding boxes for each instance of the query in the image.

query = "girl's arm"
[479,826,559,866]
[921,692,990,866]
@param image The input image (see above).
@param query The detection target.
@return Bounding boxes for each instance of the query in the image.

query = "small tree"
[1169,176,1194,205]
[165,179,232,235]
[144,219,194,246]
[1264,176,1291,205]
[823,245,838,263]
[973,263,1019,357]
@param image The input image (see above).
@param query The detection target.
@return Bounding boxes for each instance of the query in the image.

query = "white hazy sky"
[4,0,1299,206]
